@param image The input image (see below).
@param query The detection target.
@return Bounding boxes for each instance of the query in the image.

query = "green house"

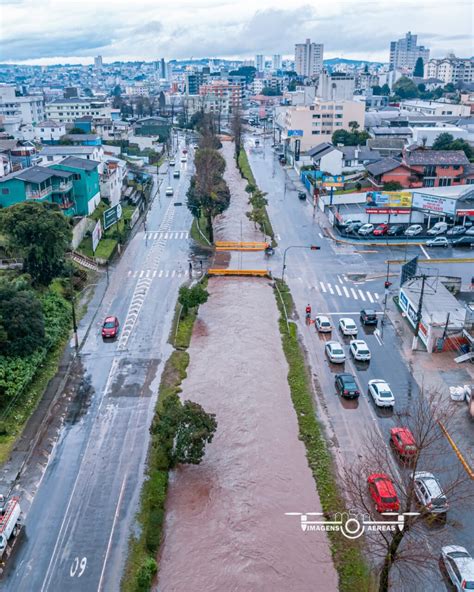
[50,156,100,216]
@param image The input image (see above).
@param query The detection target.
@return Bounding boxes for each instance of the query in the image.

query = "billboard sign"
[412,192,456,215]
[456,209,474,217]
[92,219,102,253]
[322,174,345,188]
[366,191,412,209]
[400,256,418,286]
[287,129,304,137]
[103,203,123,230]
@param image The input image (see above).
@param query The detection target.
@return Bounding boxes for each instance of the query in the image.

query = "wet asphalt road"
[3,136,200,592]
[246,137,473,589]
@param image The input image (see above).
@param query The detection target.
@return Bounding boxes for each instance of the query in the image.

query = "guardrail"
[207,269,270,277]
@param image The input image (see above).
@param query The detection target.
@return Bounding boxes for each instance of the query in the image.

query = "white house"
[35,120,66,144]
[308,142,382,175]
[99,157,127,207]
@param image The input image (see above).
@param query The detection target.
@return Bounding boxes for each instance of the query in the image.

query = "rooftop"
[366,157,404,176]
[405,150,469,166]
[40,145,98,156]
[36,120,65,128]
[54,156,100,171]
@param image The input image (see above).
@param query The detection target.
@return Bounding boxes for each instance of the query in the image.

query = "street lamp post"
[281,244,320,282]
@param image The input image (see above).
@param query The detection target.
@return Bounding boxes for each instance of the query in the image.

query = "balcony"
[26,186,52,200]
[53,181,73,192]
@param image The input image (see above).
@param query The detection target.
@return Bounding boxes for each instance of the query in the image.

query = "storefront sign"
[412,192,456,215]
[366,208,411,214]
[456,209,474,216]
[92,219,102,253]
[366,191,412,208]
[287,129,304,137]
[407,303,418,326]
[399,290,408,311]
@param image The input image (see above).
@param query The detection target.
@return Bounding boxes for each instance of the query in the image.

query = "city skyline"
[1,0,473,65]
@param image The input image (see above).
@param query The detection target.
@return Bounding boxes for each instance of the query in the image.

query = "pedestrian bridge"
[215,241,269,251]
[207,269,270,277]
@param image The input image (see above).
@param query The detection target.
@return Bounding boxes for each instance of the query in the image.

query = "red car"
[102,315,119,338]
[367,473,400,513]
[373,223,389,236]
[390,427,418,460]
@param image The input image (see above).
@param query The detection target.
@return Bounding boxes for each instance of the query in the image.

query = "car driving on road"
[325,341,346,364]
[169,159,176,166]
[165,186,174,196]
[349,339,371,361]
[102,316,119,339]
[173,170,180,178]
[390,427,418,461]
[368,379,395,407]
[441,546,474,591]
[360,309,378,325]
[339,317,358,336]
[315,315,332,333]
[335,373,360,398]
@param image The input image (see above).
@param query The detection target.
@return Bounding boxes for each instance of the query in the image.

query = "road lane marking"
[165,270,169,277]
[350,288,358,299]
[374,292,380,299]
[367,292,374,303]
[159,270,163,277]
[318,233,324,239]
[139,270,144,278]
[358,289,366,301]
[153,270,157,277]
[343,286,349,297]
[337,276,343,284]
[328,284,334,294]
[420,245,431,259]
[319,282,327,293]
[164,233,169,239]
[171,270,176,278]
[374,328,383,346]
[335,285,342,296]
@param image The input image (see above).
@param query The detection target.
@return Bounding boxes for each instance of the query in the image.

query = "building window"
[423,178,435,187]
[1,188,9,195]
[424,165,436,176]
[438,178,452,186]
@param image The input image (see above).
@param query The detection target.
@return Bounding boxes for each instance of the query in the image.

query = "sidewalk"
[386,300,474,470]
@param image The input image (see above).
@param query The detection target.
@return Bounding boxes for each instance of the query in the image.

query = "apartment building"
[0,85,44,126]
[281,99,365,153]
[198,80,242,114]
[272,54,282,71]
[255,55,265,73]
[317,71,355,101]
[294,39,324,78]
[45,98,120,123]
[389,32,429,71]
[400,100,471,117]
[424,56,474,84]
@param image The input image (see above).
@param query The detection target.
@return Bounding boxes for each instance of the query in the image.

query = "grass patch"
[190,213,212,248]
[273,279,371,591]
[78,236,118,261]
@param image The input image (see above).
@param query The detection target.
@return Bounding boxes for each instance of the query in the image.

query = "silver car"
[441,546,474,591]
[414,471,448,514]
[325,341,346,364]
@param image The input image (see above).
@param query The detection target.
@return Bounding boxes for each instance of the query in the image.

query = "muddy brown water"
[156,279,338,592]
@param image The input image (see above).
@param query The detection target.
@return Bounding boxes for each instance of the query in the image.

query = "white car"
[169,159,176,166]
[427,221,448,235]
[426,237,449,248]
[358,223,374,236]
[325,341,346,364]
[405,224,423,236]
[315,315,332,333]
[441,546,474,590]
[368,379,395,407]
[165,186,174,196]
[339,318,358,336]
[180,156,187,163]
[349,339,371,361]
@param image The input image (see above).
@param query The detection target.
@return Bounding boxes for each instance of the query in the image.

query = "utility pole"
[412,274,426,351]
[281,244,320,282]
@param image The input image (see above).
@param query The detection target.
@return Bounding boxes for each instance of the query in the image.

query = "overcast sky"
[1,0,473,65]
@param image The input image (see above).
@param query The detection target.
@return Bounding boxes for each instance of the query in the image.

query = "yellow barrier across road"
[207,269,270,277]
[387,258,474,265]
[215,241,269,251]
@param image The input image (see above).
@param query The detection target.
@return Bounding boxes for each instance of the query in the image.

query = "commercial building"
[45,98,120,124]
[317,71,355,101]
[400,100,471,117]
[94,55,103,70]
[294,39,324,78]
[424,56,474,84]
[389,32,430,72]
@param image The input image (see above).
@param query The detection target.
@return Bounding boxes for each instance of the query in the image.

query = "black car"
[298,191,306,200]
[452,236,474,248]
[360,309,378,325]
[387,224,405,236]
[335,373,360,398]
[347,222,364,234]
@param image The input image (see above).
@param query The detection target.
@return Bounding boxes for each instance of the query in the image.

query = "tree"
[151,394,217,467]
[413,57,424,78]
[0,281,46,356]
[392,77,419,99]
[372,85,382,96]
[112,85,122,97]
[332,129,351,146]
[349,121,360,132]
[432,132,455,151]
[343,390,474,592]
[449,138,473,159]
[381,84,391,96]
[332,127,370,147]
[178,284,209,316]
[0,202,72,286]
[261,87,280,96]
[383,181,403,191]
[287,80,297,92]
[68,127,86,134]
[231,108,243,158]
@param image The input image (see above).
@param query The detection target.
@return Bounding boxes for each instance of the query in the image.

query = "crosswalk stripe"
[159,270,163,277]
[374,292,380,300]
[164,233,169,239]
[328,284,334,295]
[154,232,158,239]
[139,270,144,278]
[153,270,157,277]
[358,289,366,301]
[343,286,349,297]
[165,270,169,277]
[128,270,132,276]
[335,285,342,296]
[350,288,358,300]
[319,281,327,293]
[180,232,185,239]
[337,276,343,284]
[367,292,374,303]
[171,270,176,277]
[146,270,151,278]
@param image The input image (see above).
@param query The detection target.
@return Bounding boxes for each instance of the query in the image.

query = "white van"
[427,221,448,236]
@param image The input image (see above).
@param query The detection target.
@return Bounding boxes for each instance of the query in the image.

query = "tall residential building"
[424,55,474,84]
[272,54,282,71]
[294,39,324,78]
[160,58,167,79]
[0,85,44,126]
[255,55,265,73]
[389,32,429,71]
[94,55,103,70]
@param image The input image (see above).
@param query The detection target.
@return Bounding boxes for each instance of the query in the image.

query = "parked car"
[373,223,389,236]
[441,546,474,591]
[453,236,474,247]
[165,186,174,196]
[447,225,467,236]
[193,144,199,150]
[427,221,448,236]
[339,317,358,336]
[368,379,395,407]
[325,341,346,364]
[315,315,332,333]
[350,339,371,361]
[335,373,360,398]
[387,224,405,236]
[414,471,448,514]
[390,427,418,461]
[341,218,362,228]
[465,226,474,236]
[405,224,423,236]
[169,159,176,166]
[358,223,374,236]
[367,473,400,513]
[298,191,306,200]
[360,309,378,325]
[102,316,119,339]
[347,222,364,234]
[426,236,450,248]
[173,170,180,178]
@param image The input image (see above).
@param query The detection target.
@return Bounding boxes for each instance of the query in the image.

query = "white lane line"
[328,284,334,295]
[420,245,431,259]
[159,270,164,277]
[337,276,344,284]
[153,270,157,277]
[127,270,132,276]
[164,232,169,239]
[367,292,374,303]
[343,286,350,297]
[146,270,151,278]
[374,328,383,346]
[335,285,342,296]
[358,289,366,301]
[97,476,128,592]
[374,292,380,300]
[350,288,358,300]
[318,233,324,239]
[154,232,159,239]
[319,282,327,293]
[139,270,144,278]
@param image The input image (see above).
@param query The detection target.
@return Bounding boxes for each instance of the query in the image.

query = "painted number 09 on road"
[70,556,87,578]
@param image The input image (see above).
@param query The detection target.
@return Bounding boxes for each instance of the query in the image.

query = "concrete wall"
[71,216,95,249]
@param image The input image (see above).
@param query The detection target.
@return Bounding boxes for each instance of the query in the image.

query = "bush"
[136,557,157,591]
